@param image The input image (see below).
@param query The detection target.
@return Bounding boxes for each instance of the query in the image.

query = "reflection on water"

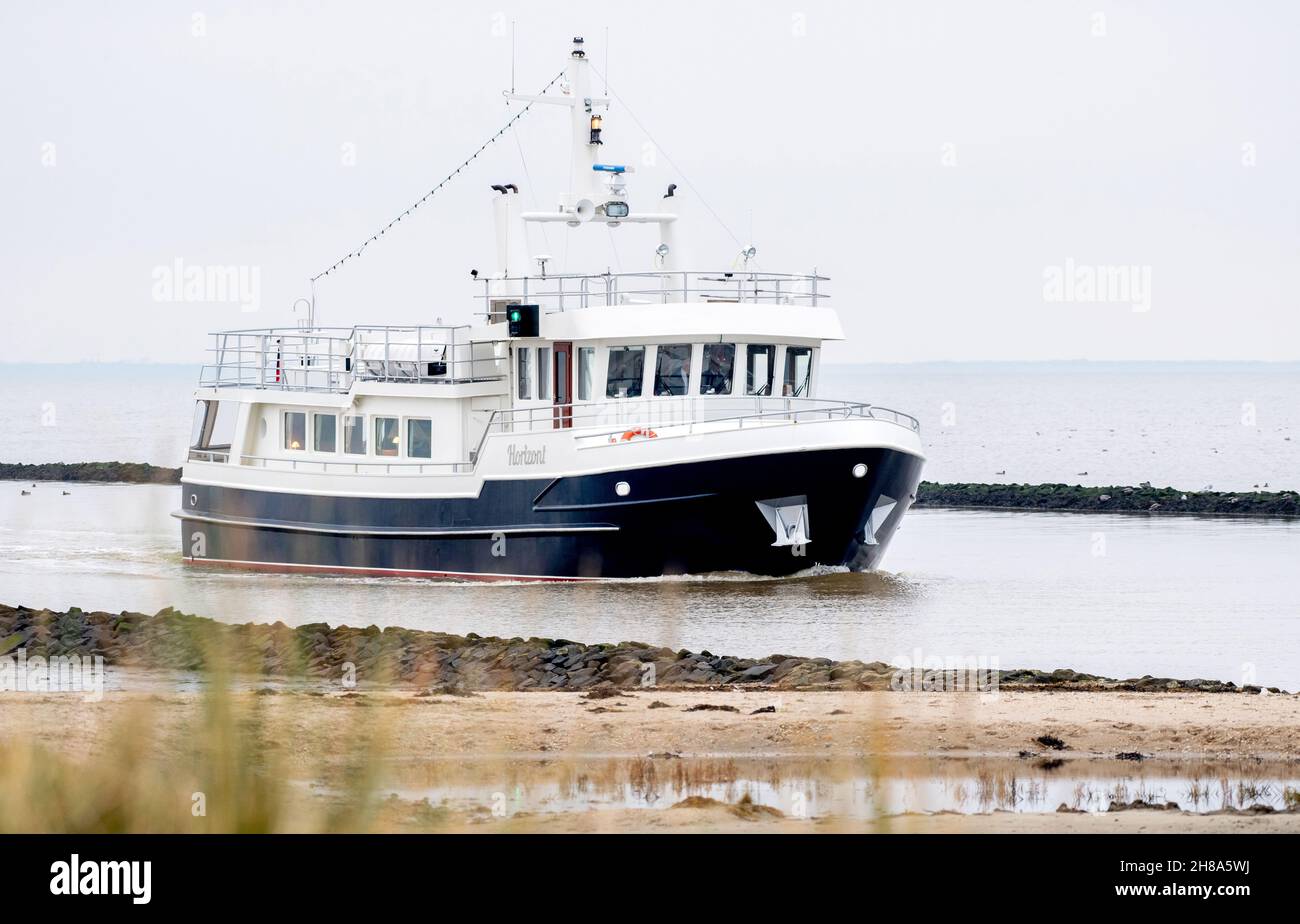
[2,483,1299,688]
[353,755,1300,819]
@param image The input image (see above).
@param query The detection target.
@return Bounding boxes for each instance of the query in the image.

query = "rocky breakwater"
[0,462,180,485]
[0,604,1280,695]
[914,481,1299,517]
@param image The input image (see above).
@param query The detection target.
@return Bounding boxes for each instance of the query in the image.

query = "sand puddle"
[308,754,1300,820]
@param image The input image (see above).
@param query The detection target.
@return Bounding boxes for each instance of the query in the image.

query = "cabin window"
[783,347,813,397]
[208,402,237,448]
[342,415,366,455]
[189,402,208,448]
[374,416,400,457]
[654,344,691,396]
[283,411,306,451]
[538,347,552,400]
[606,346,645,398]
[745,345,776,396]
[191,400,237,450]
[407,418,432,459]
[700,344,735,395]
[517,347,532,400]
[313,414,337,453]
[577,347,595,400]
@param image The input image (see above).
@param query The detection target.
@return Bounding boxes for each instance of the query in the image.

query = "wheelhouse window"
[342,415,366,455]
[538,347,552,400]
[374,416,399,457]
[654,344,692,396]
[407,418,432,459]
[783,347,813,397]
[189,402,207,448]
[577,347,595,400]
[283,411,306,451]
[700,344,735,395]
[745,345,776,396]
[517,347,532,400]
[191,400,237,450]
[313,413,337,453]
[606,346,645,398]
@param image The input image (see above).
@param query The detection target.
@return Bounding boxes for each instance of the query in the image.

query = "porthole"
[189,493,198,507]
[852,463,868,479]
[615,481,631,497]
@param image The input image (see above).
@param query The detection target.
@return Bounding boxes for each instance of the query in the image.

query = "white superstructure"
[177,36,925,581]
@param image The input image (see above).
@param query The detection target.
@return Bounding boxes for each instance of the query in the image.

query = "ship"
[176,36,925,581]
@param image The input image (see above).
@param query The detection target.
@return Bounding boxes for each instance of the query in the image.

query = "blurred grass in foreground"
[0,626,439,834]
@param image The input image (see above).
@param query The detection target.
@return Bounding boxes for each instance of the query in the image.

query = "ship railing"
[187,449,231,464]
[475,270,829,316]
[198,325,509,393]
[476,396,919,460]
[185,449,474,474]
[185,398,915,474]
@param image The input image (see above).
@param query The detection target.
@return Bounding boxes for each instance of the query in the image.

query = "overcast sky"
[3,0,1297,364]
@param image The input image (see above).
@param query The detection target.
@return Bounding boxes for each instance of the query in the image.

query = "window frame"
[374,415,400,458]
[653,343,693,397]
[745,344,776,396]
[283,410,307,452]
[537,346,552,400]
[699,343,736,396]
[605,345,647,399]
[189,401,209,449]
[191,400,237,450]
[342,414,367,456]
[406,417,433,460]
[517,347,533,400]
[783,346,814,397]
[577,346,595,401]
[312,412,338,454]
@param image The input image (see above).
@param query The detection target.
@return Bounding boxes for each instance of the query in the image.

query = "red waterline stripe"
[182,556,590,583]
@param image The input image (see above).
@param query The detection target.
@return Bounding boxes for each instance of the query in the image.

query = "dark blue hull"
[178,447,923,580]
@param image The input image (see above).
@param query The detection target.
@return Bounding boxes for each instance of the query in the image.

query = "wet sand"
[3,678,1298,832]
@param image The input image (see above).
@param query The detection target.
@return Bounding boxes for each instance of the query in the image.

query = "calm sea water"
[1,484,1296,689]
[3,361,1297,490]
[1,362,1296,689]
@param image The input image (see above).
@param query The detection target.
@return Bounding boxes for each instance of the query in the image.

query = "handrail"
[189,397,917,477]
[198,325,509,393]
[478,269,829,315]
[187,449,474,474]
[484,396,920,435]
[471,397,919,463]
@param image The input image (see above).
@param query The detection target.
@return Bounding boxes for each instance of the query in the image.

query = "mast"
[502,36,682,270]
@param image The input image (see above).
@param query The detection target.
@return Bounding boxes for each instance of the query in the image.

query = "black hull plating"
[179,448,924,580]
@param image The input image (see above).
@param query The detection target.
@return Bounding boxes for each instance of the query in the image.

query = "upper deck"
[199,324,508,393]
[199,270,833,395]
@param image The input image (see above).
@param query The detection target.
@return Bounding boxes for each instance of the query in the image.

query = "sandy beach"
[4,678,1298,833]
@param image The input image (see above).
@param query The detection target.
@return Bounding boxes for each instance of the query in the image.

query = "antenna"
[510,20,516,95]
[603,26,609,96]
